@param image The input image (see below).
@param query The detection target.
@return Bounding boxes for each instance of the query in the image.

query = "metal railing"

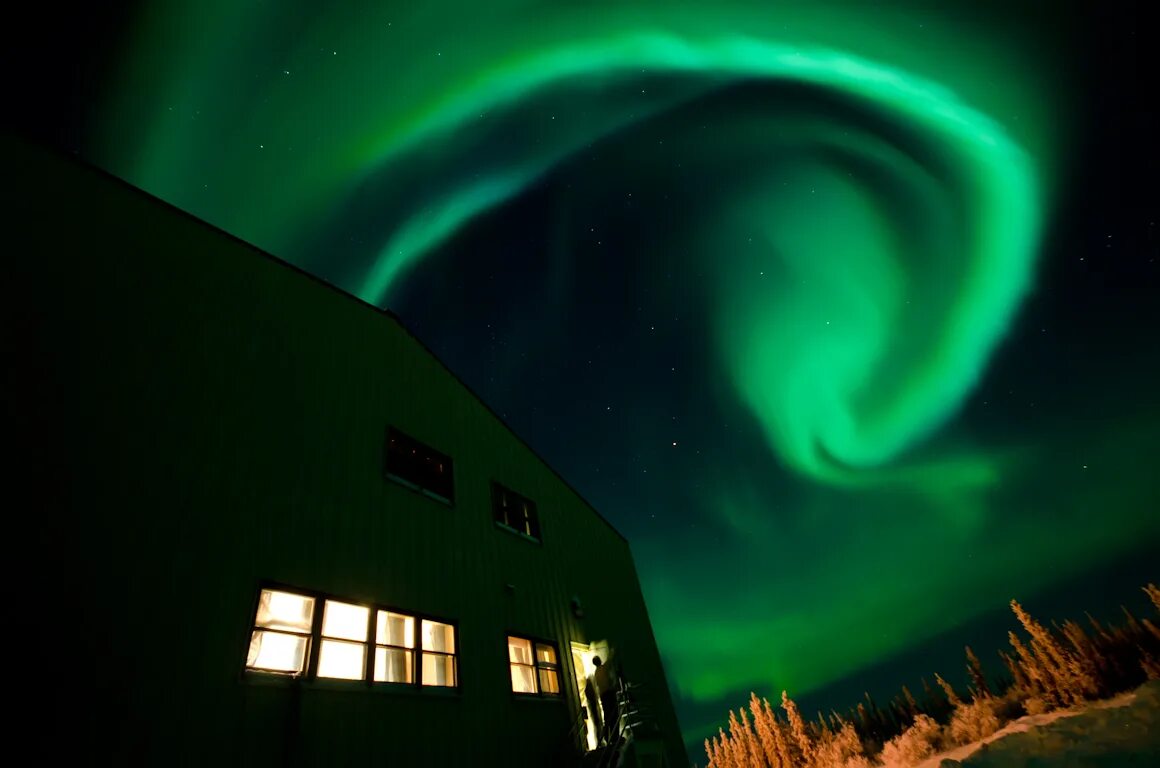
[592,679,659,768]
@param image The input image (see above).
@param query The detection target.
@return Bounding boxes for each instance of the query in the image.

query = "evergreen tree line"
[703,583,1160,768]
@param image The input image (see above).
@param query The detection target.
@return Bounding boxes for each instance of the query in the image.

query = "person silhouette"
[584,672,604,745]
[592,655,619,745]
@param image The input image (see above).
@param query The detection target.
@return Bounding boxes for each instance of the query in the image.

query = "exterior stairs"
[574,681,668,768]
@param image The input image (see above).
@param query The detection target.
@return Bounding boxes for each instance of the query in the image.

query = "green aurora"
[88,0,1157,748]
[105,1,1045,486]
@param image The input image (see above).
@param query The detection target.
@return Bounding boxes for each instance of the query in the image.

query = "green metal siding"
[4,134,687,767]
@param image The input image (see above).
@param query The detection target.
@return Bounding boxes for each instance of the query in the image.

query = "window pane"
[376,611,414,648]
[322,600,369,642]
[510,663,536,693]
[538,668,560,695]
[422,620,455,653]
[247,630,308,673]
[507,636,532,665]
[492,484,539,539]
[317,639,366,680]
[535,643,557,665]
[374,647,413,683]
[255,590,315,632]
[386,428,454,502]
[422,653,456,687]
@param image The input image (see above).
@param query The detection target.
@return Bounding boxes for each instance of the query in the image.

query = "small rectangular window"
[374,610,415,684]
[536,643,560,694]
[246,589,316,675]
[386,428,454,503]
[421,620,457,687]
[317,600,370,680]
[508,635,560,696]
[492,482,540,540]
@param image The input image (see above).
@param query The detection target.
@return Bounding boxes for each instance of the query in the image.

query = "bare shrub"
[947,697,1001,745]
[812,721,870,768]
[878,714,941,768]
[1023,696,1048,715]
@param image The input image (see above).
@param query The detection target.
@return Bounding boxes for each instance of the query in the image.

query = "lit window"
[421,620,457,687]
[385,428,454,503]
[492,482,540,540]
[508,636,560,696]
[244,586,456,690]
[374,611,415,683]
[247,589,315,674]
[536,643,560,694]
[317,600,370,680]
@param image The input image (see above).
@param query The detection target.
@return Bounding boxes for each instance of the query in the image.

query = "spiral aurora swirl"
[353,35,1040,487]
[103,2,1044,490]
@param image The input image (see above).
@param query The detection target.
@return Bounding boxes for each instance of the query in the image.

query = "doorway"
[571,642,599,752]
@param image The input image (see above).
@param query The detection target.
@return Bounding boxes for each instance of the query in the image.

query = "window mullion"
[363,606,376,684]
[415,618,422,686]
[305,594,325,680]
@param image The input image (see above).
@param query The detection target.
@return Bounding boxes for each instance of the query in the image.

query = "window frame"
[418,618,459,689]
[374,609,417,685]
[245,587,318,677]
[384,427,455,505]
[315,597,376,681]
[491,481,542,542]
[507,634,562,698]
[243,583,459,691]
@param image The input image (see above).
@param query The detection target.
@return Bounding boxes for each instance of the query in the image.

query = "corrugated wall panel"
[5,133,687,767]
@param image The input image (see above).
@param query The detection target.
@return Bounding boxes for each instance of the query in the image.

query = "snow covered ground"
[915,681,1160,768]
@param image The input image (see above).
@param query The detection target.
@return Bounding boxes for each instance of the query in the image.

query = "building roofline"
[34,135,629,545]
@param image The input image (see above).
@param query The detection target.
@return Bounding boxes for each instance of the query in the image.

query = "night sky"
[9,0,1157,752]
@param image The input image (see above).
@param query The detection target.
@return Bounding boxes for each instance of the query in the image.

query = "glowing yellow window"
[374,611,415,683]
[421,619,457,687]
[508,636,560,696]
[536,643,560,694]
[247,589,315,674]
[316,600,370,680]
[508,636,536,693]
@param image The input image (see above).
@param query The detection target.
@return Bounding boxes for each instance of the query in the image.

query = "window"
[247,589,315,674]
[422,619,457,687]
[492,482,540,540]
[385,428,454,503]
[374,611,414,683]
[245,586,457,689]
[317,600,371,680]
[508,636,560,696]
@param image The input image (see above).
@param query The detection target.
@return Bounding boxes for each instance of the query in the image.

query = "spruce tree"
[1008,630,1052,702]
[1144,584,1160,614]
[728,711,751,768]
[1061,619,1104,696]
[999,649,1028,692]
[934,672,962,708]
[965,646,991,699]
[749,693,782,768]
[768,699,796,768]
[718,727,737,768]
[740,707,764,768]
[1012,600,1080,704]
[781,691,814,767]
[901,685,919,717]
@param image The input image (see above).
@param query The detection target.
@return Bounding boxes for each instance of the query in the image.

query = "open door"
[571,642,599,752]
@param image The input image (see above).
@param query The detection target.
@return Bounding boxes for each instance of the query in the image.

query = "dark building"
[5,134,688,767]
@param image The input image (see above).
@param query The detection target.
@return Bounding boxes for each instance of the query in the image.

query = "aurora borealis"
[14,0,1157,753]
[102,1,1050,490]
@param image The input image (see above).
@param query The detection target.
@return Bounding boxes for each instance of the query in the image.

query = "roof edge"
[25,133,629,545]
